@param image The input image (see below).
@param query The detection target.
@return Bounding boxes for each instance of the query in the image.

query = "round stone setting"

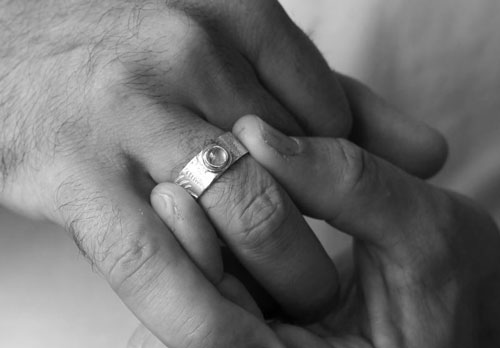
[202,145,230,172]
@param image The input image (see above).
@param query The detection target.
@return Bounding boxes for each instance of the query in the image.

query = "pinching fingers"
[233,115,445,255]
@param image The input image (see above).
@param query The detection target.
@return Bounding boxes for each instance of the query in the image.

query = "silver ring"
[174,132,249,199]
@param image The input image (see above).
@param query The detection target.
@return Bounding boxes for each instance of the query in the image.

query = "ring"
[174,132,249,199]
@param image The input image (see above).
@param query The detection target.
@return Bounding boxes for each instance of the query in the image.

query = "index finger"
[233,115,447,252]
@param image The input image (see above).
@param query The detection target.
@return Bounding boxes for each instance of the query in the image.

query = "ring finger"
[124,101,339,321]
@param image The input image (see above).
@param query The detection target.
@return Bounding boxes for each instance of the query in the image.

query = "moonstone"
[203,145,229,170]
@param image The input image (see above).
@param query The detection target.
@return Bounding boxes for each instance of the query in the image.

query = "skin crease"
[1,2,346,346]
[0,0,448,347]
[0,0,496,346]
[134,1,500,345]
[138,116,500,348]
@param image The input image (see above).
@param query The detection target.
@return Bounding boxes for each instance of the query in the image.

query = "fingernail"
[258,118,300,155]
[154,191,176,218]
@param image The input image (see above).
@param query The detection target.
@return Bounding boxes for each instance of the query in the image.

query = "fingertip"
[234,114,302,162]
[387,119,449,179]
[150,183,183,223]
[151,181,195,213]
[388,121,449,179]
[338,74,449,178]
[410,127,449,178]
[151,182,190,201]
[232,114,263,142]
[233,114,275,162]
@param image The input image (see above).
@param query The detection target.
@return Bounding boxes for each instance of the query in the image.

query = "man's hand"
[135,114,498,347]
[231,116,500,347]
[0,1,447,347]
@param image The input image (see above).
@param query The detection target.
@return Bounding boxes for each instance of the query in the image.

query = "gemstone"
[202,145,230,171]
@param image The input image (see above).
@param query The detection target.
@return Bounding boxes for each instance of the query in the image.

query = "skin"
[0,1,447,346]
[140,116,500,347]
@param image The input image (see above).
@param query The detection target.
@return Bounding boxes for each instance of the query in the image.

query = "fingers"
[179,32,306,136]
[135,105,339,321]
[235,117,500,346]
[166,0,352,137]
[124,8,447,179]
[202,75,306,136]
[201,156,339,321]
[151,182,263,318]
[55,175,281,348]
[239,1,352,137]
[150,183,222,284]
[128,278,265,348]
[233,115,445,252]
[338,74,448,178]
[118,9,304,136]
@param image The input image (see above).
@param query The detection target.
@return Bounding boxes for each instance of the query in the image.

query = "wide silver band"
[174,132,249,199]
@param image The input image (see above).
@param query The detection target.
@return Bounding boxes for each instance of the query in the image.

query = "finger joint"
[228,176,290,255]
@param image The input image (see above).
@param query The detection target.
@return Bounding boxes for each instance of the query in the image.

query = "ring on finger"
[174,132,249,199]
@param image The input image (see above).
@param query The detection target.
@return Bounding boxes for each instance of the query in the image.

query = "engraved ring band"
[174,132,249,199]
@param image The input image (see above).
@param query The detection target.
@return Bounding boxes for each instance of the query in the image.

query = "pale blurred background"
[2,0,500,346]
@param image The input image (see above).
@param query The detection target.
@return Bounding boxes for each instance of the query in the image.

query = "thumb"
[233,115,442,251]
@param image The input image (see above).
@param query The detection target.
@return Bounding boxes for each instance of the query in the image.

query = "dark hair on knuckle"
[70,204,125,274]
[55,175,123,271]
[69,218,95,269]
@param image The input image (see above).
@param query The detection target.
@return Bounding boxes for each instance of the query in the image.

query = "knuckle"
[122,9,212,70]
[334,138,372,194]
[83,5,215,94]
[101,215,163,294]
[58,185,163,295]
[226,167,290,253]
[105,8,221,104]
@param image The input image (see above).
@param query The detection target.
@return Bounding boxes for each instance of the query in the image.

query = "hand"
[0,1,446,347]
[136,115,498,347]
[231,116,500,347]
